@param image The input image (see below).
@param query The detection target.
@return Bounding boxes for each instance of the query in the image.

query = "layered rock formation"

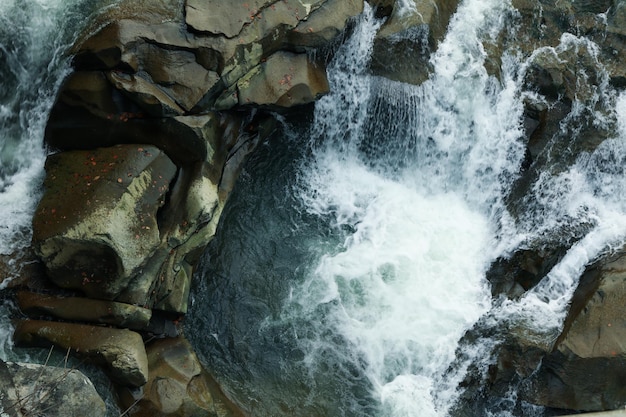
[10,0,366,415]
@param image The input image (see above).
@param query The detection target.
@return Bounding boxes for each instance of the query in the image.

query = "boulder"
[119,337,245,417]
[14,319,149,387]
[32,144,177,299]
[0,360,106,417]
[16,291,152,330]
[215,51,329,109]
[520,251,626,411]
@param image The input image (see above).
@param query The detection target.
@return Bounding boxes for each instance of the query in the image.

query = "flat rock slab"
[32,144,176,299]
[0,360,106,417]
[16,291,152,330]
[14,319,149,387]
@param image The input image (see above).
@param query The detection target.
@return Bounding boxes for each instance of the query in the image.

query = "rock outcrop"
[0,360,106,417]
[369,0,460,85]
[14,0,365,416]
[519,251,626,411]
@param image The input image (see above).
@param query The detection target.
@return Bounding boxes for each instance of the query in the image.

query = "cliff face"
[9,0,626,415]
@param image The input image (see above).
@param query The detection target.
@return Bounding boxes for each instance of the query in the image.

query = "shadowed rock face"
[518,252,626,411]
[17,0,366,415]
[12,0,626,415]
[33,144,176,299]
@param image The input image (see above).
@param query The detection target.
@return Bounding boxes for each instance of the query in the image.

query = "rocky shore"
[2,0,626,415]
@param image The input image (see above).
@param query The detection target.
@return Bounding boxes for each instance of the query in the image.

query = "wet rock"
[289,0,364,47]
[71,0,363,112]
[14,319,149,387]
[119,337,245,417]
[215,51,329,109]
[371,0,460,85]
[520,251,626,411]
[16,291,152,330]
[486,246,569,298]
[32,144,177,299]
[0,360,106,417]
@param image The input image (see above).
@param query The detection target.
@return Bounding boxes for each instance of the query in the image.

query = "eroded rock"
[32,144,176,299]
[14,319,149,387]
[119,337,244,417]
[16,291,152,330]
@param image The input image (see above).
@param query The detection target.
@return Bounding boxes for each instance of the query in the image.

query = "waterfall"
[0,0,117,355]
[188,0,626,415]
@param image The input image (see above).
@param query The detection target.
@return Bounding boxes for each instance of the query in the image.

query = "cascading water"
[188,0,626,415]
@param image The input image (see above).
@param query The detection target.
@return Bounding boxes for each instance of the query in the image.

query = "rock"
[71,0,362,112]
[118,337,245,417]
[32,144,177,299]
[370,0,460,85]
[215,51,329,109]
[16,291,152,330]
[0,360,106,417]
[14,319,149,387]
[520,251,626,411]
[289,0,364,47]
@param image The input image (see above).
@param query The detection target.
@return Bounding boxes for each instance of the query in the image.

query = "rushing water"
[188,0,626,416]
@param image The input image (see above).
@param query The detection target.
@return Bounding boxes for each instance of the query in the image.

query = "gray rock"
[371,0,460,85]
[16,291,152,330]
[0,360,106,417]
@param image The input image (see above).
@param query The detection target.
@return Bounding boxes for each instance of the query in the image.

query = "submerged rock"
[0,360,106,417]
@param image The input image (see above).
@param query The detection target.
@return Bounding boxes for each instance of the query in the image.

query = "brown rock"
[16,291,152,330]
[0,360,106,417]
[119,337,245,417]
[14,319,149,387]
[32,144,177,299]
[216,51,329,109]
[520,251,626,411]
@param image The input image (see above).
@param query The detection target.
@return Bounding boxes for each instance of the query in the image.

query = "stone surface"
[0,360,106,417]
[119,337,245,417]
[14,319,149,387]
[16,291,152,330]
[520,251,626,411]
[216,51,329,109]
[371,0,460,85]
[32,144,177,299]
